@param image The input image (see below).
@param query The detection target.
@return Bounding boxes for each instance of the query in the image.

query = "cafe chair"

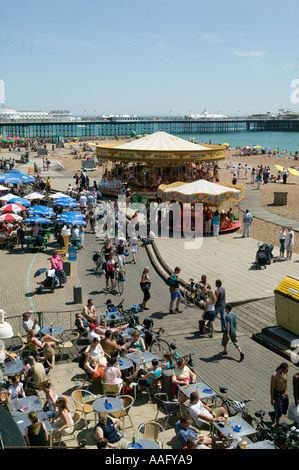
[71,389,96,428]
[56,411,82,447]
[94,426,127,449]
[137,421,164,449]
[6,235,18,250]
[57,331,80,360]
[145,377,161,404]
[154,393,182,429]
[101,381,121,397]
[109,394,134,430]
[7,334,26,359]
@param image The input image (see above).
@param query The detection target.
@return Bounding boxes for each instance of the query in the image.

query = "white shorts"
[117,254,124,266]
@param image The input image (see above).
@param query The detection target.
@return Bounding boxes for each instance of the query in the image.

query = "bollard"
[73,286,82,304]
[63,261,71,276]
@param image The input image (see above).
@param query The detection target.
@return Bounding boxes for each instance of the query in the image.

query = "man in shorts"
[169,266,182,315]
[270,362,289,425]
[219,304,244,362]
[103,253,118,290]
[188,391,227,428]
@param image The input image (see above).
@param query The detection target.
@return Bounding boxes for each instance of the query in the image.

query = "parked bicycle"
[183,278,206,309]
[214,386,255,424]
[92,252,104,277]
[251,411,299,448]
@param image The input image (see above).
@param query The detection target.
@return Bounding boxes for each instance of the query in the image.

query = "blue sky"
[0,0,298,116]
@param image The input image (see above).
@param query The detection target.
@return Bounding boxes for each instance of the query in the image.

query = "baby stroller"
[254,242,275,269]
[35,268,59,292]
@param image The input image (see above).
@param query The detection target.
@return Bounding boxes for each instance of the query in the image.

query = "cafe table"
[117,357,133,373]
[93,397,123,414]
[100,311,124,322]
[121,328,145,340]
[40,325,64,336]
[178,382,216,402]
[212,415,257,441]
[246,440,278,449]
[127,439,161,449]
[8,396,43,417]
[4,359,24,377]
[126,350,157,365]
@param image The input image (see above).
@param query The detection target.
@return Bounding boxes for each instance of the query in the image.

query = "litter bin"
[274,192,288,206]
[274,276,299,335]
[73,286,82,304]
[63,261,71,276]
[161,369,174,400]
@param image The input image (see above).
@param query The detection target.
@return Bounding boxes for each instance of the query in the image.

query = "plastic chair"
[109,394,134,429]
[137,421,164,449]
[57,331,80,360]
[101,381,121,397]
[71,389,96,427]
[146,376,161,403]
[154,393,182,428]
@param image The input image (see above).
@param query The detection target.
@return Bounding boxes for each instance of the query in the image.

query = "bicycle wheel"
[117,277,124,295]
[150,338,170,358]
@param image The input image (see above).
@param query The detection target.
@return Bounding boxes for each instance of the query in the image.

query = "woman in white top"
[103,356,123,391]
[42,383,59,419]
[201,290,217,338]
[7,375,26,402]
[85,337,107,367]
[279,227,286,258]
[52,396,74,438]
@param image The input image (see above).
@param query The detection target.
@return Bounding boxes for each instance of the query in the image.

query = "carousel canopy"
[157,179,245,205]
[96,131,226,163]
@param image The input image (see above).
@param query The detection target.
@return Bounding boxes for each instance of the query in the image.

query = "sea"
[175,131,299,155]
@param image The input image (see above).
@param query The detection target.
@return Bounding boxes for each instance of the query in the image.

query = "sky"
[1,0,299,117]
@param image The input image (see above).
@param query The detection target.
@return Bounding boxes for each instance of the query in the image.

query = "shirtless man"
[270,362,289,425]
[83,299,97,323]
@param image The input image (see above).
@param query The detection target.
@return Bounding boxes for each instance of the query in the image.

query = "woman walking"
[200,290,217,338]
[139,267,151,310]
[212,210,220,237]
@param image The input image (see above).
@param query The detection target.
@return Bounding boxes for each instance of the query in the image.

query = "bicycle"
[141,319,172,358]
[115,270,126,295]
[93,252,104,277]
[183,278,206,309]
[213,386,255,424]
[251,411,299,448]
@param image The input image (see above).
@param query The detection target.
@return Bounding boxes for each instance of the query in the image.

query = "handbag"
[140,281,150,292]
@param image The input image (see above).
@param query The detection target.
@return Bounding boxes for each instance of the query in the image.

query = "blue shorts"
[171,291,182,300]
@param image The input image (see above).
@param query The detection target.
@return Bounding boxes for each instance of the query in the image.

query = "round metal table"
[40,325,64,336]
[127,439,161,449]
[93,397,123,414]
[117,357,133,372]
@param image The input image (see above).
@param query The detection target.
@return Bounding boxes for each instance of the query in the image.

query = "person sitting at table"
[100,330,126,357]
[94,411,128,449]
[0,339,17,363]
[22,311,41,336]
[172,358,197,403]
[87,323,102,344]
[25,411,49,447]
[42,344,55,374]
[79,352,105,381]
[6,375,26,402]
[124,329,146,353]
[75,312,90,333]
[52,396,74,440]
[175,414,212,449]
[103,356,123,391]
[26,329,59,351]
[82,298,97,323]
[32,222,40,237]
[24,356,47,392]
[33,234,45,252]
[94,318,129,337]
[160,352,174,370]
[126,358,162,389]
[85,337,107,367]
[188,390,227,428]
[42,382,59,419]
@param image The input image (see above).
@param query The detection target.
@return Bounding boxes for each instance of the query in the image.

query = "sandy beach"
[46,139,299,253]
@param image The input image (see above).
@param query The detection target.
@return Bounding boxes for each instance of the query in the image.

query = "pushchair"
[253,242,275,269]
[35,268,59,292]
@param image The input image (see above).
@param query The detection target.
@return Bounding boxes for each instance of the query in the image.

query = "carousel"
[96,131,226,199]
[156,179,245,235]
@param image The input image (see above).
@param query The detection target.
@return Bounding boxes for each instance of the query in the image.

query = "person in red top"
[103,253,118,290]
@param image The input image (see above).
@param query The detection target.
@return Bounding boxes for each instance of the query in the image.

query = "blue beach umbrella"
[7,196,31,207]
[55,200,79,208]
[22,216,53,224]
[28,205,55,217]
[34,268,48,278]
[0,174,24,184]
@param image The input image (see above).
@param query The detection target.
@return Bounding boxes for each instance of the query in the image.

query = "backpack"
[165,275,179,288]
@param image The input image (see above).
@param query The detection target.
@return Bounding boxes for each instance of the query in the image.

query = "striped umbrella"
[0,213,23,223]
[1,203,27,213]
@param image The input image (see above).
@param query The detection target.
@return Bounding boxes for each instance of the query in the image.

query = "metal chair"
[154,392,182,429]
[109,394,134,429]
[137,421,165,449]
[57,331,80,360]
[71,389,96,428]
